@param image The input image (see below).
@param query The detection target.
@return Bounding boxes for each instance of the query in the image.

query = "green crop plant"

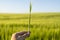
[28,0,32,32]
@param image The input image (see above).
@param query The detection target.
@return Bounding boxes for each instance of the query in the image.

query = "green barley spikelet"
[30,1,32,13]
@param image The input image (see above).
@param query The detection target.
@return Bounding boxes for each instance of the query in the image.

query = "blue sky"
[0,0,60,13]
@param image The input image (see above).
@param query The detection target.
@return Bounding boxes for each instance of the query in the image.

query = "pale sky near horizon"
[0,0,60,13]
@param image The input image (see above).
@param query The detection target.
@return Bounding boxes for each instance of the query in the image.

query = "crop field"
[0,12,60,40]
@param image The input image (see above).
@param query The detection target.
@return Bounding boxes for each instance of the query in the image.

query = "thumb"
[11,33,16,40]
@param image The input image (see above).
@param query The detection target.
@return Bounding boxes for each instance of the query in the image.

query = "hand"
[11,31,30,40]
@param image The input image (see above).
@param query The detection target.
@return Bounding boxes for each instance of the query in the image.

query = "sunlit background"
[0,0,60,13]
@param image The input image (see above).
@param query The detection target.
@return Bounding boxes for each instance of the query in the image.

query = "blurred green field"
[0,12,60,40]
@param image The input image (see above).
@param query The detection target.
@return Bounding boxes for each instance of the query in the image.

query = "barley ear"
[30,1,32,13]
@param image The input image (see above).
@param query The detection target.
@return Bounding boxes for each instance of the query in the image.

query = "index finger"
[16,31,28,36]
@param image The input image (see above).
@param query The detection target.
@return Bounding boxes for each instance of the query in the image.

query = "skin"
[11,31,30,40]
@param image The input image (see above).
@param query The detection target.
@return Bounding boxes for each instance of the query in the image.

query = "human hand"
[11,31,30,40]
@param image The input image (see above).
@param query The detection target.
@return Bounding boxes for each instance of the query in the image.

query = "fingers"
[15,31,30,37]
[16,31,28,35]
[14,31,31,40]
[16,31,30,35]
